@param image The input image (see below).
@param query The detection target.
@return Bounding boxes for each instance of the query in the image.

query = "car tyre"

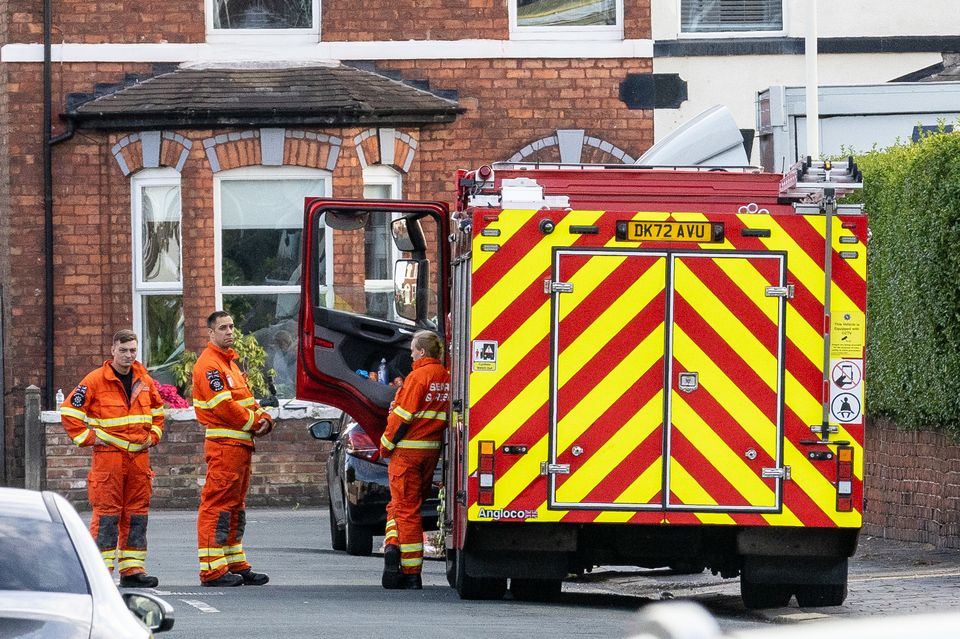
[329,499,346,551]
[344,495,374,556]
[740,577,792,609]
[455,550,506,600]
[510,577,562,601]
[794,583,848,608]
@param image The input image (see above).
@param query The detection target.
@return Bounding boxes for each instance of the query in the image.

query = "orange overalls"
[379,357,450,575]
[60,361,164,577]
[192,343,272,584]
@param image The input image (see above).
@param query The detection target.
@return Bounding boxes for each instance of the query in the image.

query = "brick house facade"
[0,0,655,488]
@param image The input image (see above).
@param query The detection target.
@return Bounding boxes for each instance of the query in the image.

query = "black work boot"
[399,573,423,590]
[382,545,402,589]
[202,572,244,587]
[119,572,159,588]
[236,568,269,586]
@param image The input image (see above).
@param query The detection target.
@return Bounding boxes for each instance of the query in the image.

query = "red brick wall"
[864,418,960,550]
[45,415,331,509]
[322,0,509,41]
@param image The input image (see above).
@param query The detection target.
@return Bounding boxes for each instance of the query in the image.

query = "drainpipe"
[43,0,75,409]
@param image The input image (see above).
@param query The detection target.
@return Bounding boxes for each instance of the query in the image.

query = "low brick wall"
[42,405,338,511]
[864,417,960,549]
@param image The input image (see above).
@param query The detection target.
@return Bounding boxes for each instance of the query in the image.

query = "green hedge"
[845,130,960,438]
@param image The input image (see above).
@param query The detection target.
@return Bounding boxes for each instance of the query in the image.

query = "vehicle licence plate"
[616,220,724,243]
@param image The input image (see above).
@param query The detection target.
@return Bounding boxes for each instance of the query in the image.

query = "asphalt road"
[135,508,696,639]
[126,508,960,638]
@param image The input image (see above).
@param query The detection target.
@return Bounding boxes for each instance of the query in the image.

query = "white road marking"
[179,599,221,613]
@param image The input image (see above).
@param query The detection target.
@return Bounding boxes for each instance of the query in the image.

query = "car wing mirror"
[123,591,175,633]
[309,419,336,440]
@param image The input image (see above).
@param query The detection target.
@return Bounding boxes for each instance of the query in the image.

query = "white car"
[0,487,174,638]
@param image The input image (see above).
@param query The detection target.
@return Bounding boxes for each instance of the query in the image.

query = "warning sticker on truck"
[472,340,498,372]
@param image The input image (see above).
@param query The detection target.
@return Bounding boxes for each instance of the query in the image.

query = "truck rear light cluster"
[836,446,854,512]
[478,440,495,506]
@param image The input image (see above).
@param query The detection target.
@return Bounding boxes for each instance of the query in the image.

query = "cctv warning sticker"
[830,310,865,358]
[472,340,498,372]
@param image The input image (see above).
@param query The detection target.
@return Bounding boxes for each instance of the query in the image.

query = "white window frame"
[213,165,332,314]
[677,0,786,39]
[362,165,403,311]
[131,168,183,368]
[509,0,624,41]
[205,0,320,44]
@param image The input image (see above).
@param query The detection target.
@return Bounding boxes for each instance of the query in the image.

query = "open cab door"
[297,198,449,442]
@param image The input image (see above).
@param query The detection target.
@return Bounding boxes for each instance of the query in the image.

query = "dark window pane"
[222,228,302,286]
[223,294,300,397]
[214,0,312,29]
[142,296,185,384]
[364,215,391,281]
[0,517,88,593]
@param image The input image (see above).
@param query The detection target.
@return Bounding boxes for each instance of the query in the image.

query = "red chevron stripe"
[784,217,866,311]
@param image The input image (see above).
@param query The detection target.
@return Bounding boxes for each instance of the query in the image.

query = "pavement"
[574,533,960,622]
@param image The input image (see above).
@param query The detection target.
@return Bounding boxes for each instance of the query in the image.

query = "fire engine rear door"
[549,248,669,511]
[665,251,785,512]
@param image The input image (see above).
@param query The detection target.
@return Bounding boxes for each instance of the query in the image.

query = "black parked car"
[310,413,441,556]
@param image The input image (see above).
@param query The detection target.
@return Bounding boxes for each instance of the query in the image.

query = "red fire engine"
[298,159,866,608]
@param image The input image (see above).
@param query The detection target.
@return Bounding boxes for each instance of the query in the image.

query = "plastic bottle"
[378,358,389,385]
[55,388,65,406]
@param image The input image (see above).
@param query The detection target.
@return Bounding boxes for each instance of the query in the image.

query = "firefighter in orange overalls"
[192,311,274,587]
[60,329,165,588]
[379,330,450,590]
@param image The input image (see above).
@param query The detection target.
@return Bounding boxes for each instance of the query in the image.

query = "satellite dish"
[636,105,749,167]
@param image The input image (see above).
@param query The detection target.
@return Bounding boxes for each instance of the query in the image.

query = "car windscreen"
[0,516,89,594]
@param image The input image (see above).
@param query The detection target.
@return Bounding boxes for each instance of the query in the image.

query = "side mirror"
[394,259,429,322]
[122,591,175,633]
[309,420,336,440]
[391,217,426,252]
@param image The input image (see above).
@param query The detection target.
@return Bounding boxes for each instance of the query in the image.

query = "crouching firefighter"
[60,329,165,588]
[379,330,450,590]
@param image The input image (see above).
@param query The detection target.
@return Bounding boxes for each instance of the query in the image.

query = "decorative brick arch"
[111,131,193,176]
[507,129,635,164]
[202,128,343,173]
[352,128,418,173]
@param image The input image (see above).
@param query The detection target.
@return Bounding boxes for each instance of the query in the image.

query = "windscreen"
[0,516,89,593]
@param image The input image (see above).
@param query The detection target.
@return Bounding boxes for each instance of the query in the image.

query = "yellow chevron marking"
[472,210,605,337]
[555,328,666,454]
[667,461,736,525]
[468,435,549,520]
[672,325,776,452]
[674,261,780,396]
[802,214,868,281]
[753,216,860,312]
[595,460,664,523]
[671,395,777,507]
[556,392,664,505]
[471,209,531,272]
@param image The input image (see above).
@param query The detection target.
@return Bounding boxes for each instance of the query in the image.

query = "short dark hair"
[112,329,138,345]
[207,311,231,328]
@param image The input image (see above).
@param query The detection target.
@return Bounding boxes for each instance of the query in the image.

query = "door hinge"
[761,466,792,480]
[544,280,574,294]
[765,284,795,299]
[539,462,571,476]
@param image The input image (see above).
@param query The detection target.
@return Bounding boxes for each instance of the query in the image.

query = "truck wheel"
[329,500,346,551]
[510,578,562,601]
[455,551,506,600]
[344,496,373,556]
[741,578,792,609]
[794,583,848,607]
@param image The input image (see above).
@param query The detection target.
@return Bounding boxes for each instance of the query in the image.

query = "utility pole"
[805,0,820,160]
